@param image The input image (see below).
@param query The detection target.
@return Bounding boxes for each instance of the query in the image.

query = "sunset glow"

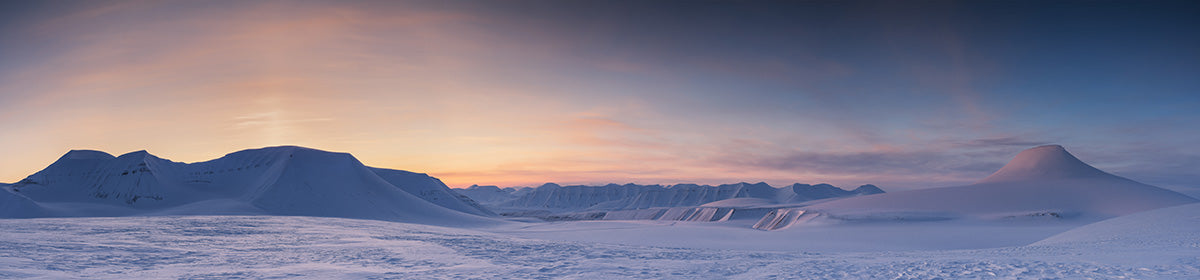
[1,1,1197,191]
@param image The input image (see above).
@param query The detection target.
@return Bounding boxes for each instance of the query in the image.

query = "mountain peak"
[60,150,115,160]
[978,145,1111,183]
[853,184,885,195]
[117,150,152,158]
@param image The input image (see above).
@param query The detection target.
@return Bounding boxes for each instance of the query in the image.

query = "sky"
[1,0,1197,192]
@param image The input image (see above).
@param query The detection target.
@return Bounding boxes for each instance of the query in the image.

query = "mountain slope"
[804,145,1198,220]
[455,185,516,204]
[11,150,195,207]
[0,188,48,218]
[1033,202,1200,247]
[979,145,1110,183]
[2,146,499,226]
[370,168,495,216]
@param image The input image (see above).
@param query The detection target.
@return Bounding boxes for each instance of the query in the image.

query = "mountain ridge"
[1,146,498,226]
[455,181,885,212]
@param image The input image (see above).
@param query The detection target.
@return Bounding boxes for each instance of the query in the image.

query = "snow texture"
[1034,202,1200,249]
[1,215,1196,279]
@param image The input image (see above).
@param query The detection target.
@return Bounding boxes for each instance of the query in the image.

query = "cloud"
[230,111,333,128]
[954,137,1049,148]
[552,117,667,150]
[722,150,956,175]
[698,144,1013,190]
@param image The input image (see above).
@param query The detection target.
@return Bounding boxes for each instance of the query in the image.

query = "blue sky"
[0,0,1197,192]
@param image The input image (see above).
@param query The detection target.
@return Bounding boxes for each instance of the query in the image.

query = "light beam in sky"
[0,0,1197,192]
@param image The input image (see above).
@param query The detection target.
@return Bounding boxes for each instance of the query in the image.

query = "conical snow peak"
[978,145,1111,183]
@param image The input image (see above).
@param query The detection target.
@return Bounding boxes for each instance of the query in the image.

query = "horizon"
[2,143,1175,195]
[8,144,899,190]
[2,1,1198,192]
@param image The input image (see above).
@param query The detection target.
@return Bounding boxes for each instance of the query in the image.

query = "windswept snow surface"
[1,215,1196,279]
[1034,202,1200,251]
[493,219,1086,252]
[1,146,499,226]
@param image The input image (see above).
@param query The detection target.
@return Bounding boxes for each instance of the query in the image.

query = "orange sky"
[3,1,1197,191]
[0,1,858,188]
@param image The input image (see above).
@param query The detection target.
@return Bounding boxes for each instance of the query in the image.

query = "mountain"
[1,187,48,218]
[460,182,883,212]
[455,185,518,204]
[780,183,884,203]
[369,168,494,217]
[801,145,1198,221]
[590,183,773,210]
[497,183,657,210]
[1,146,498,226]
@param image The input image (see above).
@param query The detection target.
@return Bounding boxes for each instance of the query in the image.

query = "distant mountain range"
[455,182,883,213]
[3,144,1193,232]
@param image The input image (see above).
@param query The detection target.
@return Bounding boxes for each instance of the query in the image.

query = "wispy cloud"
[230,111,333,128]
[1,1,1195,192]
[953,137,1050,148]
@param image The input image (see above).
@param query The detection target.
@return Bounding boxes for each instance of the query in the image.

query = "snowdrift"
[1,146,497,226]
[1033,202,1200,247]
[791,145,1197,227]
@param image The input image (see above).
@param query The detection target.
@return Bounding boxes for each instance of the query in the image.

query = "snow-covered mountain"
[454,185,523,204]
[369,168,495,216]
[789,145,1197,226]
[1,187,47,218]
[459,182,883,213]
[1,146,497,226]
[780,183,884,203]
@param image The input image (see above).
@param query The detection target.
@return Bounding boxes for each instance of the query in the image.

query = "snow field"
[1,215,1197,279]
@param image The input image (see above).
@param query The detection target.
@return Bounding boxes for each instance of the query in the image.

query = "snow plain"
[1,213,1197,279]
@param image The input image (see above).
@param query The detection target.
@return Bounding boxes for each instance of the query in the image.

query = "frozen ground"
[2,212,1198,279]
[491,219,1087,252]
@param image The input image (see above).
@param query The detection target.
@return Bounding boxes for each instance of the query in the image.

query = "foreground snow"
[2,214,1198,279]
